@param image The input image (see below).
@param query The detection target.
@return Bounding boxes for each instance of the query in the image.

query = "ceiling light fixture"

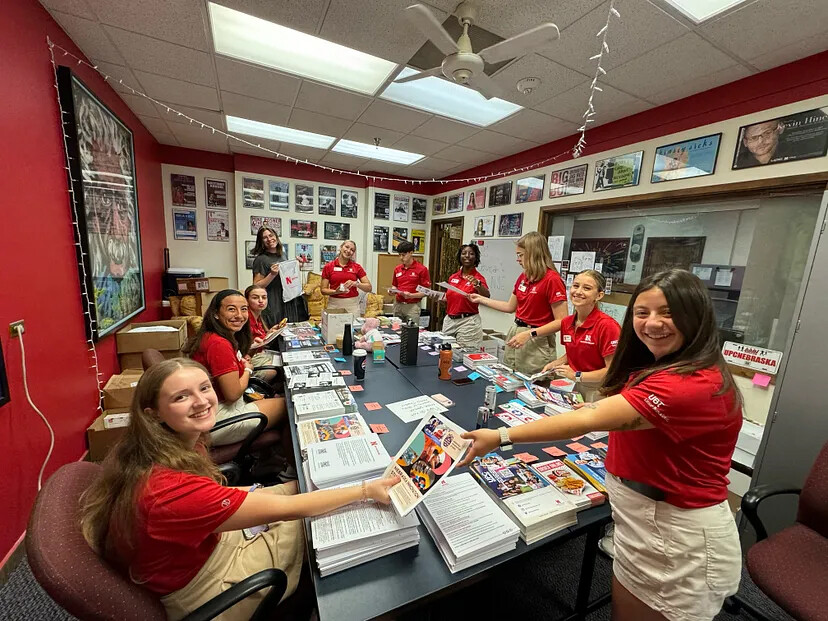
[209,2,398,95]
[332,139,424,165]
[658,0,751,24]
[226,115,335,149]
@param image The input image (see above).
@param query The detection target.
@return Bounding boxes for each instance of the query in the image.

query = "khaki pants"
[442,314,483,348]
[325,295,361,316]
[394,302,421,325]
[161,484,304,621]
[211,397,266,445]
[503,324,556,376]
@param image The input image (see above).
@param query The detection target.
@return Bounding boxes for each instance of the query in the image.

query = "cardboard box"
[177,277,210,293]
[207,277,230,291]
[87,409,129,461]
[104,412,131,429]
[115,319,187,354]
[321,309,353,344]
[102,370,143,410]
[118,349,180,371]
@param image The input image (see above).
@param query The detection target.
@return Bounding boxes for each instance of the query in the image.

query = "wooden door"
[642,236,706,278]
[427,218,464,329]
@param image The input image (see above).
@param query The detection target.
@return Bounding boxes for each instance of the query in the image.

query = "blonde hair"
[338,239,357,260]
[517,231,556,282]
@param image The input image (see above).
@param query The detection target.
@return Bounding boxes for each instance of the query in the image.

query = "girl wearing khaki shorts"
[80,359,399,621]
[461,269,743,621]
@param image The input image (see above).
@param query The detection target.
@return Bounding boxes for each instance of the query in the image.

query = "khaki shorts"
[503,324,556,376]
[606,473,742,621]
[325,296,361,316]
[442,313,483,348]
[212,397,265,445]
[394,302,421,325]
[161,483,304,621]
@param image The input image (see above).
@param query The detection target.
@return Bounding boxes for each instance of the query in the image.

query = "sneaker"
[277,464,298,483]
[598,528,615,558]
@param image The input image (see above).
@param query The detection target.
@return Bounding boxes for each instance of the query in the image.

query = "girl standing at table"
[320,239,372,316]
[438,243,490,347]
[461,269,743,621]
[470,231,567,375]
[251,226,308,325]
[80,358,399,621]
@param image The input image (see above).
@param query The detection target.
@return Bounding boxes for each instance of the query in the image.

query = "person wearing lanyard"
[391,240,431,325]
[461,269,743,621]
[437,243,490,347]
[471,232,567,375]
[320,240,372,316]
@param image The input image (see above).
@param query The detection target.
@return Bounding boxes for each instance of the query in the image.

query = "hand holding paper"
[437,281,469,298]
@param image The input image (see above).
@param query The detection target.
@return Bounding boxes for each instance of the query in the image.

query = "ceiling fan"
[396,1,560,100]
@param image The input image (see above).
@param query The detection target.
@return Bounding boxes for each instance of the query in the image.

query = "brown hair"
[252,226,283,257]
[576,269,606,291]
[338,239,357,260]
[516,231,556,282]
[182,289,252,358]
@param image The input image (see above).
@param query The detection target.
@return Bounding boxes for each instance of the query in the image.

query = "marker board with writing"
[473,238,524,303]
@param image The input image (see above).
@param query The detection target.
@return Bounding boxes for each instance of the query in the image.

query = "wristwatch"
[498,427,513,451]
[574,371,582,382]
[529,329,538,338]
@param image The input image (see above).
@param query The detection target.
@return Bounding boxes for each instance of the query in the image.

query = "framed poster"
[324,222,350,240]
[295,243,313,270]
[393,194,410,222]
[652,134,721,183]
[498,213,523,237]
[320,244,337,264]
[242,177,265,209]
[245,240,257,270]
[206,210,230,241]
[57,67,145,339]
[432,196,446,215]
[374,192,390,219]
[269,180,289,210]
[466,188,486,210]
[593,151,643,192]
[373,226,389,252]
[290,219,317,239]
[412,197,427,222]
[295,184,314,212]
[488,181,512,207]
[392,227,408,250]
[173,209,197,240]
[411,229,425,253]
[473,214,495,237]
[549,164,587,198]
[205,178,228,208]
[341,190,358,218]
[570,238,630,283]
[515,174,544,203]
[318,186,336,215]
[171,174,196,208]
[250,215,281,236]
[447,192,464,213]
[733,108,828,170]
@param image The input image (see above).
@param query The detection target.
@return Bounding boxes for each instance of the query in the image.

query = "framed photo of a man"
[57,66,145,340]
[733,108,828,170]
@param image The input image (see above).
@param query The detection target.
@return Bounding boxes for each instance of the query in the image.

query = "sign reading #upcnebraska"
[722,341,783,375]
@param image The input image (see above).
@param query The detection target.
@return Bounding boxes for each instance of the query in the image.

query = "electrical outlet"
[9,320,24,337]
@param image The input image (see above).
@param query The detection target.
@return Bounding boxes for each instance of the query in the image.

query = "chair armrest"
[182,568,287,621]
[211,412,268,466]
[218,462,241,486]
[741,485,801,542]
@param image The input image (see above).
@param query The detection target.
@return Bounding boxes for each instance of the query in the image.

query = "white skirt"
[606,473,742,621]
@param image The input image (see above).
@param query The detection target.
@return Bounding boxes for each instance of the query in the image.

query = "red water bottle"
[438,343,452,381]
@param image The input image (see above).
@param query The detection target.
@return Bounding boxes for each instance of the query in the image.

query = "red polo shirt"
[513,269,567,327]
[560,308,620,372]
[248,313,267,341]
[392,260,431,303]
[321,259,366,299]
[190,333,245,402]
[607,367,742,508]
[445,269,488,316]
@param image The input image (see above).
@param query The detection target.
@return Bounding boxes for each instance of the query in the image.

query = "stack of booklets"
[284,360,338,378]
[288,373,346,392]
[531,460,606,509]
[418,473,520,573]
[310,493,420,576]
[307,434,391,489]
[494,399,547,427]
[515,384,547,408]
[476,363,523,391]
[282,350,331,364]
[297,413,369,450]
[292,388,355,421]
[462,351,499,369]
[543,390,585,414]
[469,452,578,544]
[564,448,608,493]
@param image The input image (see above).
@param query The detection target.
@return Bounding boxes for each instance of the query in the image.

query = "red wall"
[0,0,166,562]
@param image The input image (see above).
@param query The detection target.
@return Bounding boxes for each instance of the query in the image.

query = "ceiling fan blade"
[467,73,506,100]
[405,4,459,56]
[478,23,560,63]
[394,67,444,84]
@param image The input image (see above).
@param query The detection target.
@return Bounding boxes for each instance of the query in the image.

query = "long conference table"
[283,338,613,621]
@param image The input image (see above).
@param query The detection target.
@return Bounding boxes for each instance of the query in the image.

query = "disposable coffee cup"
[353,349,367,381]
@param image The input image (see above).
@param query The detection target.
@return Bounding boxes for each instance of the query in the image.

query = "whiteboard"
[474,238,523,302]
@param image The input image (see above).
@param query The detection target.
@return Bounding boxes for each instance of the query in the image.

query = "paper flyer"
[297,414,368,449]
[384,414,471,516]
[386,395,447,423]
[437,281,469,297]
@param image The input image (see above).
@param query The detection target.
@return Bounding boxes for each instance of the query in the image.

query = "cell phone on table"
[452,377,474,386]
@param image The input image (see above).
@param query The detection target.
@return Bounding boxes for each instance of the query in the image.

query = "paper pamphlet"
[387,286,402,294]
[307,434,390,489]
[415,285,444,299]
[386,395,447,423]
[260,319,289,346]
[384,413,471,516]
[436,281,469,297]
[297,414,368,450]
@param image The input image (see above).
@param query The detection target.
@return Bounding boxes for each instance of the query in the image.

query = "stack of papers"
[284,336,326,350]
[281,350,331,364]
[419,473,519,573]
[495,399,547,427]
[469,453,578,544]
[293,390,350,421]
[307,434,391,489]
[284,360,338,379]
[564,448,608,493]
[531,460,606,509]
[543,390,585,415]
[288,374,346,392]
[310,493,420,576]
[476,364,523,392]
[463,352,499,369]
[297,413,369,450]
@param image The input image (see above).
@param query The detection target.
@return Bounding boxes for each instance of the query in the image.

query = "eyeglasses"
[744,128,779,144]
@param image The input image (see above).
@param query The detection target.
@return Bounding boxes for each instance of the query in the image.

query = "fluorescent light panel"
[381,67,522,127]
[332,139,424,165]
[209,2,398,95]
[226,115,335,149]
[660,0,750,23]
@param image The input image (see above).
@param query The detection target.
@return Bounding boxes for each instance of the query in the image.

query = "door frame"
[427,217,464,330]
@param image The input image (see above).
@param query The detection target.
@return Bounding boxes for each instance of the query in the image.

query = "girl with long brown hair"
[251,226,308,324]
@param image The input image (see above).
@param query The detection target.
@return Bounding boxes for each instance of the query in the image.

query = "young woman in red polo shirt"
[436,243,490,347]
[80,358,399,621]
[244,284,285,385]
[470,232,567,375]
[461,269,743,621]
[320,239,372,316]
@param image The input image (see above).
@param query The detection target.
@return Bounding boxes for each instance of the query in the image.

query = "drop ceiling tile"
[90,0,209,51]
[228,136,281,156]
[152,131,178,146]
[277,143,329,162]
[491,53,587,106]
[458,130,540,156]
[749,30,828,71]
[137,115,171,135]
[88,59,140,95]
[288,108,352,137]
[104,27,215,86]
[318,152,371,170]
[215,0,329,36]
[156,104,225,131]
[411,116,480,142]
[467,0,606,38]
[357,100,432,133]
[342,123,405,147]
[40,0,97,20]
[133,70,219,109]
[220,91,292,127]
[294,81,372,121]
[433,144,497,165]
[169,122,230,153]
[535,80,651,125]
[215,57,301,107]
[604,33,738,100]
[490,108,577,142]
[119,92,161,117]
[49,11,124,63]
[392,134,451,156]
[647,64,754,106]
[539,0,689,74]
[418,156,464,171]
[362,161,406,175]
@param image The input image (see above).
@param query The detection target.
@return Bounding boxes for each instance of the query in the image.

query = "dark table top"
[383,342,440,368]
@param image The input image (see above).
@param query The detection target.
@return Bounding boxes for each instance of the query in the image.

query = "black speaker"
[399,324,419,366]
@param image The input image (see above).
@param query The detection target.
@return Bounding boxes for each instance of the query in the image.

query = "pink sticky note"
[567,442,591,453]
[591,442,608,450]
[364,402,382,411]
[348,384,364,392]
[514,452,539,464]
[339,370,352,376]
[542,446,567,457]
[454,365,467,372]
[370,423,389,434]
[571,435,585,441]
[752,373,772,388]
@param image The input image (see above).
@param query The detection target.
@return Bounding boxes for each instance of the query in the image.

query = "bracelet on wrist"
[360,480,368,503]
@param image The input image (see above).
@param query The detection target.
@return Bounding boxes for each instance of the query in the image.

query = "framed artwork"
[242,177,265,209]
[652,134,721,183]
[171,174,196,208]
[733,108,828,170]
[245,241,257,270]
[206,210,230,242]
[173,209,197,240]
[549,164,587,198]
[295,243,313,270]
[473,214,495,237]
[324,222,350,240]
[269,180,289,210]
[392,227,408,250]
[593,151,643,192]
[295,184,314,212]
[570,238,630,283]
[411,229,425,253]
[466,188,486,210]
[447,192,464,213]
[318,186,336,215]
[250,215,281,236]
[341,190,358,218]
[57,67,145,339]
[321,244,337,264]
[374,192,390,219]
[488,181,512,207]
[373,226,389,252]
[412,197,427,222]
[432,196,446,215]
[393,195,410,222]
[206,178,228,208]
[498,213,523,237]
[515,174,544,203]
[290,219,317,239]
